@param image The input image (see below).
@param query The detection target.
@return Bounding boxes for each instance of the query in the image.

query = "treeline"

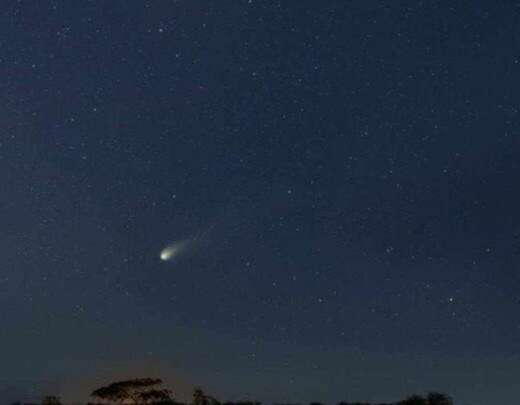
[27,378,454,405]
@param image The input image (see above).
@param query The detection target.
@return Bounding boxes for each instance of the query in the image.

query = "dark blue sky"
[1,1,520,405]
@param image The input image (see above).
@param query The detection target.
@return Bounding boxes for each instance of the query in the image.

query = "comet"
[160,222,217,263]
[160,240,190,262]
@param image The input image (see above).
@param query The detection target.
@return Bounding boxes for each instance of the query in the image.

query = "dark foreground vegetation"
[15,377,455,405]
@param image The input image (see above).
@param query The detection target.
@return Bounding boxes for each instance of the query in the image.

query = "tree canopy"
[91,378,174,404]
[88,377,453,405]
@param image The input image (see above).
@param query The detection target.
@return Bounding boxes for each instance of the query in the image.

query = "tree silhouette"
[192,388,206,405]
[399,395,427,405]
[91,378,174,405]
[426,392,453,405]
[193,388,223,405]
[88,376,454,405]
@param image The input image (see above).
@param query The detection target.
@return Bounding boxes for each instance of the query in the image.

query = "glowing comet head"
[160,248,173,261]
[160,240,189,262]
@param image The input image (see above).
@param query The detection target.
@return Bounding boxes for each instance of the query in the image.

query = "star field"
[1,2,520,405]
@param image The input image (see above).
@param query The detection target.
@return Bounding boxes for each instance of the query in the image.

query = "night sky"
[1,2,520,405]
